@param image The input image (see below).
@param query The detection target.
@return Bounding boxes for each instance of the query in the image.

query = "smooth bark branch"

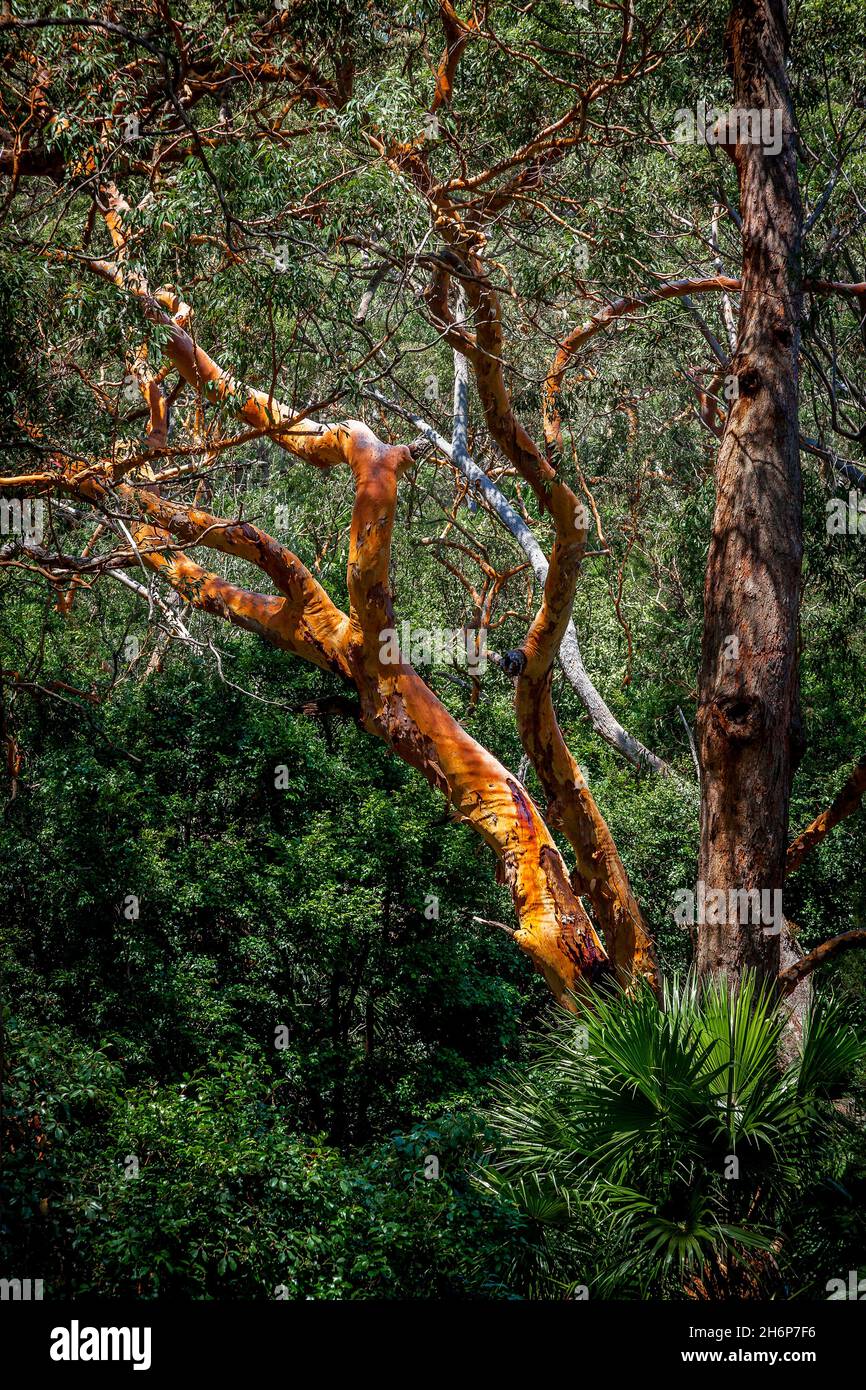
[514,528,660,992]
[431,259,658,985]
[124,491,353,675]
[696,0,804,982]
[431,1,475,112]
[510,318,659,988]
[135,535,317,653]
[335,357,611,1001]
[778,930,866,994]
[543,274,863,422]
[32,469,355,677]
[42,246,613,1003]
[364,387,674,777]
[786,755,866,876]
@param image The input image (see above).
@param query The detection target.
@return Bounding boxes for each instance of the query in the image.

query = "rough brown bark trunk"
[696,0,804,982]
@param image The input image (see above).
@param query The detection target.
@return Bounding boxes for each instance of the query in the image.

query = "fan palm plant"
[477,973,866,1299]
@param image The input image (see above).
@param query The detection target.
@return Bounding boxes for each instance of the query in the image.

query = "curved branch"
[514,531,660,992]
[30,249,613,1004]
[431,1,476,112]
[364,387,675,777]
[136,535,324,658]
[786,754,866,876]
[778,930,866,994]
[544,273,866,429]
[408,260,658,985]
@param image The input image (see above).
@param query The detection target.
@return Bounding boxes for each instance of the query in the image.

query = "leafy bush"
[0,1016,513,1298]
[478,975,866,1299]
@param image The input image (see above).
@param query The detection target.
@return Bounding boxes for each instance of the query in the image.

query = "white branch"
[364,386,680,780]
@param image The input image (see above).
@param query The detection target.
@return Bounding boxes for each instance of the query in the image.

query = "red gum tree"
[2,2,865,1009]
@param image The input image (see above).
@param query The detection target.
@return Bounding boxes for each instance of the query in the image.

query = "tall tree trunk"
[696,0,804,982]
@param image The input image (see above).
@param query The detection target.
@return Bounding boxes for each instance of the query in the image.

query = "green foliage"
[1,0,865,1303]
[478,975,866,1298]
[0,1016,512,1298]
[0,661,541,1145]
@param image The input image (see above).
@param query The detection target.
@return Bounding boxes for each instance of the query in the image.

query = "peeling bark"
[38,239,612,1003]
